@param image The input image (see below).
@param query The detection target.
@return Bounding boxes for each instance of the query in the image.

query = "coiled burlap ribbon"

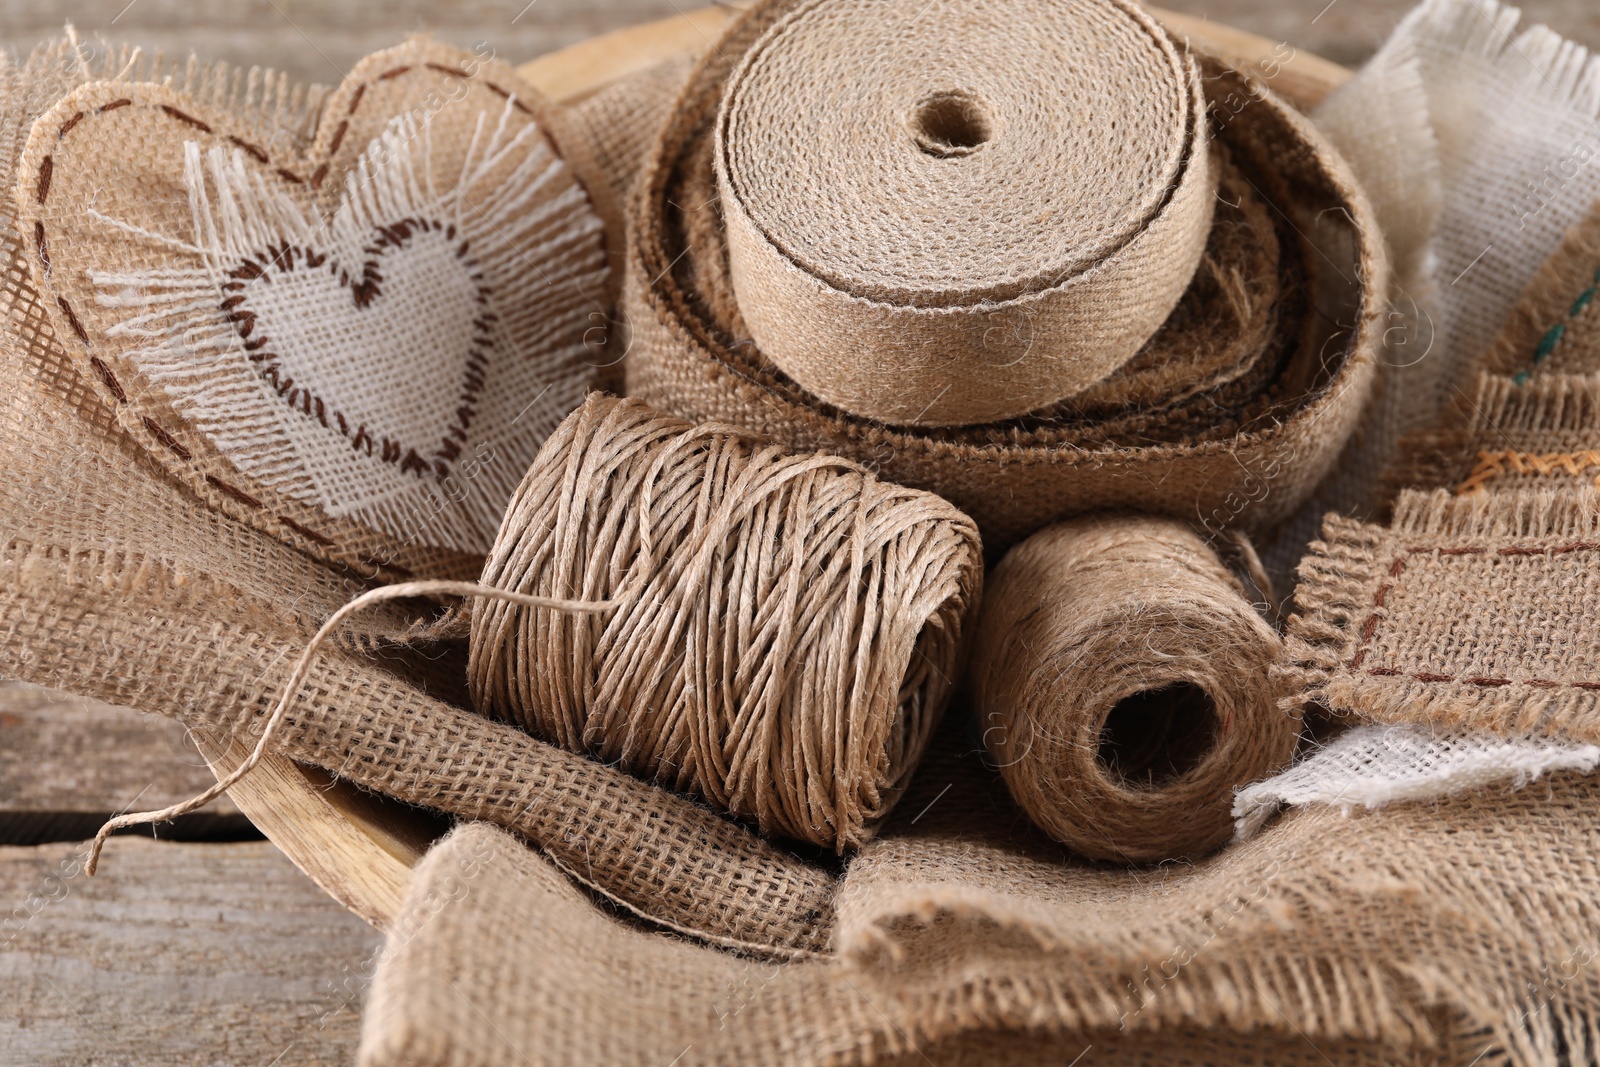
[970,515,1297,862]
[469,393,983,850]
[624,0,1386,554]
[716,0,1214,425]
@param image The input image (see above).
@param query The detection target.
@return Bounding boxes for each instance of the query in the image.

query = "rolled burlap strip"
[970,515,1298,862]
[468,393,984,851]
[715,0,1214,425]
[624,0,1385,555]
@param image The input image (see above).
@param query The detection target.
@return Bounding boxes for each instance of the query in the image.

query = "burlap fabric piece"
[1385,370,1600,499]
[562,55,698,283]
[622,0,1384,555]
[1286,487,1600,739]
[1289,188,1600,741]
[357,735,1600,1066]
[0,42,838,958]
[16,38,611,580]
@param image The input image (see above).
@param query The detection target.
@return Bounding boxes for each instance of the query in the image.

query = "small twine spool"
[970,515,1298,862]
[467,393,984,851]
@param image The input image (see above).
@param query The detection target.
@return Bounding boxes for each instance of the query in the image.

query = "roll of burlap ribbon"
[624,0,1385,554]
[970,515,1297,862]
[467,393,983,851]
[715,0,1215,425]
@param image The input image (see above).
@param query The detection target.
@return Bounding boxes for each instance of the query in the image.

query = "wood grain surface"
[0,838,377,1066]
[0,0,1593,77]
[0,683,246,846]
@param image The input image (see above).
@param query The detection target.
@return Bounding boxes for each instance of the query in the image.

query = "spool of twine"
[715,0,1214,425]
[623,0,1386,555]
[970,515,1298,862]
[467,393,984,851]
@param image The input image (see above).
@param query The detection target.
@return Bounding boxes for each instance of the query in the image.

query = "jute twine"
[715,0,1214,425]
[624,0,1386,554]
[969,515,1297,862]
[469,393,983,850]
[94,391,982,862]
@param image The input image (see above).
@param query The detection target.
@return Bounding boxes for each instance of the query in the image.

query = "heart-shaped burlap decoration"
[16,39,609,579]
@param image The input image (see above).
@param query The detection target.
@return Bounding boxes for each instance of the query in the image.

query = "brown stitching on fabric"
[279,516,334,546]
[88,356,126,404]
[159,104,212,133]
[223,218,489,484]
[56,296,88,343]
[34,62,540,576]
[328,119,349,154]
[1458,449,1600,495]
[227,135,270,164]
[426,62,473,80]
[142,417,191,460]
[484,81,534,116]
[205,474,263,509]
[1347,543,1600,689]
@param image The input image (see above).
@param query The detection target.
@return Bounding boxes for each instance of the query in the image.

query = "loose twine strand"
[88,394,981,871]
[468,394,982,850]
[86,581,614,875]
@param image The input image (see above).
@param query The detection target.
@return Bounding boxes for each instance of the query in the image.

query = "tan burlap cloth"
[622,0,1386,554]
[1289,194,1600,743]
[14,38,611,581]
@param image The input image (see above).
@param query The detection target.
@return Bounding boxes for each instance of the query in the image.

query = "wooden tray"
[198,5,1352,931]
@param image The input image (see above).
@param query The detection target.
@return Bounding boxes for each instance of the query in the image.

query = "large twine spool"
[467,393,983,851]
[716,0,1214,425]
[970,515,1299,862]
[623,0,1385,555]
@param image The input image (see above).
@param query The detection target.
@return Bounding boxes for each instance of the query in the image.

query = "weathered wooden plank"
[0,682,248,845]
[0,838,379,1066]
[0,0,1591,79]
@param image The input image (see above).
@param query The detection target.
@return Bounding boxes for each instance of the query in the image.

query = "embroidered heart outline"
[221,221,493,485]
[19,41,609,579]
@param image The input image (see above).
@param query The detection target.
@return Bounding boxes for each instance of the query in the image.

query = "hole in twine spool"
[910,91,993,157]
[1097,682,1220,788]
[969,515,1299,863]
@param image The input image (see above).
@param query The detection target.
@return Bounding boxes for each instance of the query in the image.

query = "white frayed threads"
[89,97,606,555]
[1233,724,1600,840]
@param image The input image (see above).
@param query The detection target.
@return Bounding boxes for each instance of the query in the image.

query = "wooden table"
[1,1,1596,1063]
